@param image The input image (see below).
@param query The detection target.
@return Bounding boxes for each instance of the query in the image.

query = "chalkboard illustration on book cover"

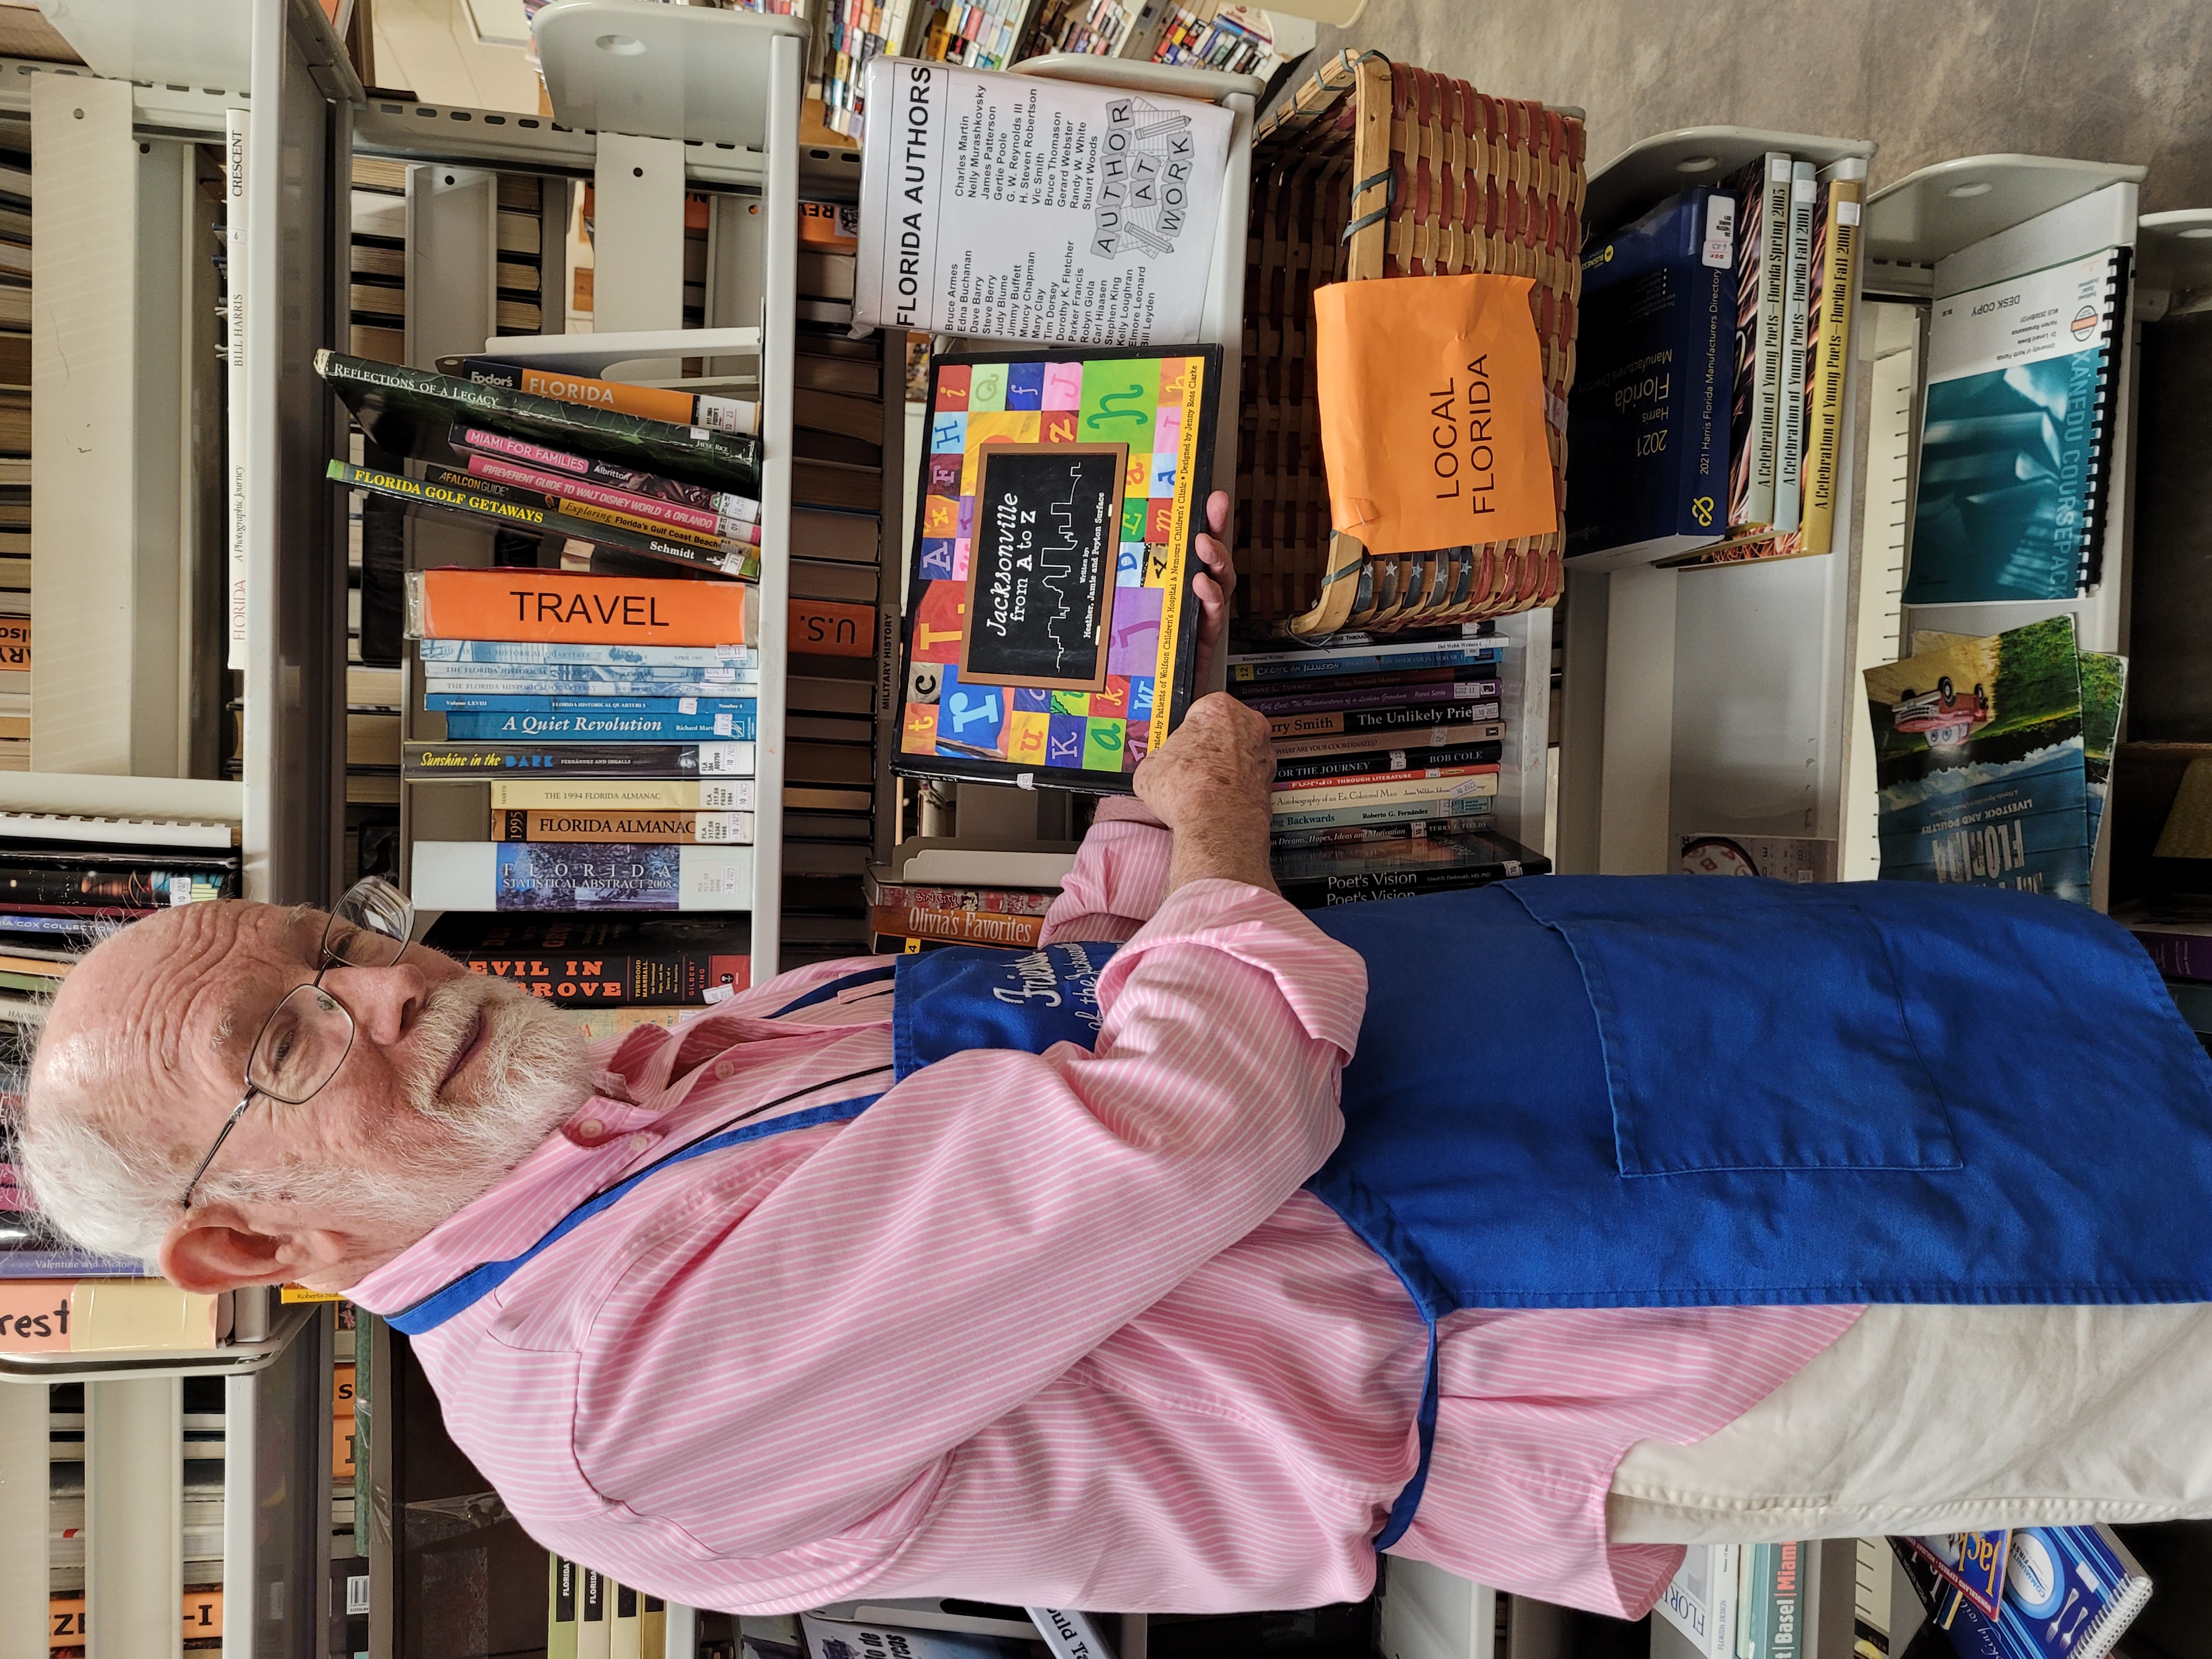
[896,346,1220,791]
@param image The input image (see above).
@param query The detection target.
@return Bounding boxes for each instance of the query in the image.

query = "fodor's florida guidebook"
[1864,614,2092,903]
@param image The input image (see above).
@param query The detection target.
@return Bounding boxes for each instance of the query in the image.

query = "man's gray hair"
[18,1024,193,1265]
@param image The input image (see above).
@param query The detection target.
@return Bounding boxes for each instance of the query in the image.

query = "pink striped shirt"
[349,804,1857,1617]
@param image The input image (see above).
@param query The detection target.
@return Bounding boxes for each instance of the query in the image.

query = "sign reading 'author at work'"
[1311,272,1560,557]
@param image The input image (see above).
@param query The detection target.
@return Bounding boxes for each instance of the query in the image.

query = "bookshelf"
[1849,155,2145,888]
[0,0,358,1655]
[1555,127,1877,881]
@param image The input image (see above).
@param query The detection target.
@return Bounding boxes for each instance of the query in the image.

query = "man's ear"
[160,1210,326,1294]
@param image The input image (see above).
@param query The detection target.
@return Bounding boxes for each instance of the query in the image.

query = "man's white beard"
[280,975,591,1244]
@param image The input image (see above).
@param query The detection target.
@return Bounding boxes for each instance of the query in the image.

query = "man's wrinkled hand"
[1134,693,1278,895]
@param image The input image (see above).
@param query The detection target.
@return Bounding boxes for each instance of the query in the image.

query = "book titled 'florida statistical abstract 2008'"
[893,345,1222,795]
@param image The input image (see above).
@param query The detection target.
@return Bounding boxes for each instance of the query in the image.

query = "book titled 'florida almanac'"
[893,345,1222,794]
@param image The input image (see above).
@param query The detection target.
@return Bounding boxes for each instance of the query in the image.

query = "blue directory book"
[1564,186,1735,567]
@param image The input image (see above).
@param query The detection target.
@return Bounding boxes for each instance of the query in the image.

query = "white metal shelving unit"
[1843,155,2145,884]
[1555,127,1877,879]
[0,0,359,1652]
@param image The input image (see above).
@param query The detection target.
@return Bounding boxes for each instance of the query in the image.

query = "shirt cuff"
[1099,877,1369,1060]
[1041,813,1174,943]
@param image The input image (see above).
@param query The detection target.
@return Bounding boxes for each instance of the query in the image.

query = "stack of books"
[1566,153,1867,569]
[348,156,407,365]
[1022,0,1132,58]
[1149,3,1282,76]
[1227,630,1549,909]
[861,839,1075,954]
[397,566,759,938]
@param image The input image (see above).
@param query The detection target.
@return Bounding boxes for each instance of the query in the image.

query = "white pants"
[1607,1304,2212,1544]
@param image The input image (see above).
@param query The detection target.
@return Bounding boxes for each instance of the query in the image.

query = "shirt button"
[629,1133,653,1153]
[714,1060,735,1081]
[578,1118,604,1138]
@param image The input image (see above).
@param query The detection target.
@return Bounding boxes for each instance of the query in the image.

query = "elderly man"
[22,524,2212,1621]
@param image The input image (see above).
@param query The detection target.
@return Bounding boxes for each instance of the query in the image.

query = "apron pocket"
[1513,884,1962,1176]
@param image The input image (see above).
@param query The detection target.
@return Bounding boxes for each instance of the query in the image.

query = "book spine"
[493,809,755,844]
[1267,700,1503,738]
[1273,720,1506,759]
[861,880,1057,915]
[1746,154,1792,529]
[1027,1608,1120,1659]
[549,1559,579,1659]
[0,864,238,906]
[1801,166,1864,559]
[788,597,879,658]
[441,710,760,742]
[405,565,757,650]
[1228,662,1487,697]
[1273,764,1502,800]
[342,461,760,581]
[460,356,759,435]
[1768,1541,1802,1659]
[314,349,761,488]
[460,950,750,1005]
[578,1569,610,1659]
[1240,676,1503,715]
[438,462,758,556]
[1773,162,1817,534]
[868,903,1045,946]
[611,1581,642,1659]
[1273,741,1503,783]
[452,422,764,517]
[1276,861,1531,909]
[224,110,250,673]
[413,842,755,913]
[1269,816,1500,849]
[424,694,758,715]
[404,742,755,778]
[2131,929,2212,980]
[1708,1542,1738,1659]
[1689,190,1734,539]
[463,452,761,539]
[1270,797,1501,832]
[1227,644,1500,681]
[417,638,755,668]
[488,778,753,810]
[421,675,757,698]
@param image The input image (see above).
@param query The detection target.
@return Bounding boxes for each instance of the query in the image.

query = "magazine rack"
[1846,155,2143,886]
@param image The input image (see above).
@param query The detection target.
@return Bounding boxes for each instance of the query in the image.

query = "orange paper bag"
[1313,273,1558,556]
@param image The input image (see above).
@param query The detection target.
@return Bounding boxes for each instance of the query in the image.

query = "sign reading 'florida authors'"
[855,59,1232,346]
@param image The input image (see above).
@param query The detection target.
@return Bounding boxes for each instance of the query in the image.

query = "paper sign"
[1312,274,1558,557]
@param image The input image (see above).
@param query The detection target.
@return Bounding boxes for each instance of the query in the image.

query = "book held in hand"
[893,346,1222,794]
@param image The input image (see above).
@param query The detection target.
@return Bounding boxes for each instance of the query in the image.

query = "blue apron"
[392,875,2212,1550]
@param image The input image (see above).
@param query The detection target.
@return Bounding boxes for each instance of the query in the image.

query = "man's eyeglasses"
[177,877,415,1212]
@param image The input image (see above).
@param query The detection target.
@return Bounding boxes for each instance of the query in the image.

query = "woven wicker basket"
[1237,50,1585,637]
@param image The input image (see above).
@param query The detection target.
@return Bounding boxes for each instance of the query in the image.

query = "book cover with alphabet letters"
[894,345,1222,793]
